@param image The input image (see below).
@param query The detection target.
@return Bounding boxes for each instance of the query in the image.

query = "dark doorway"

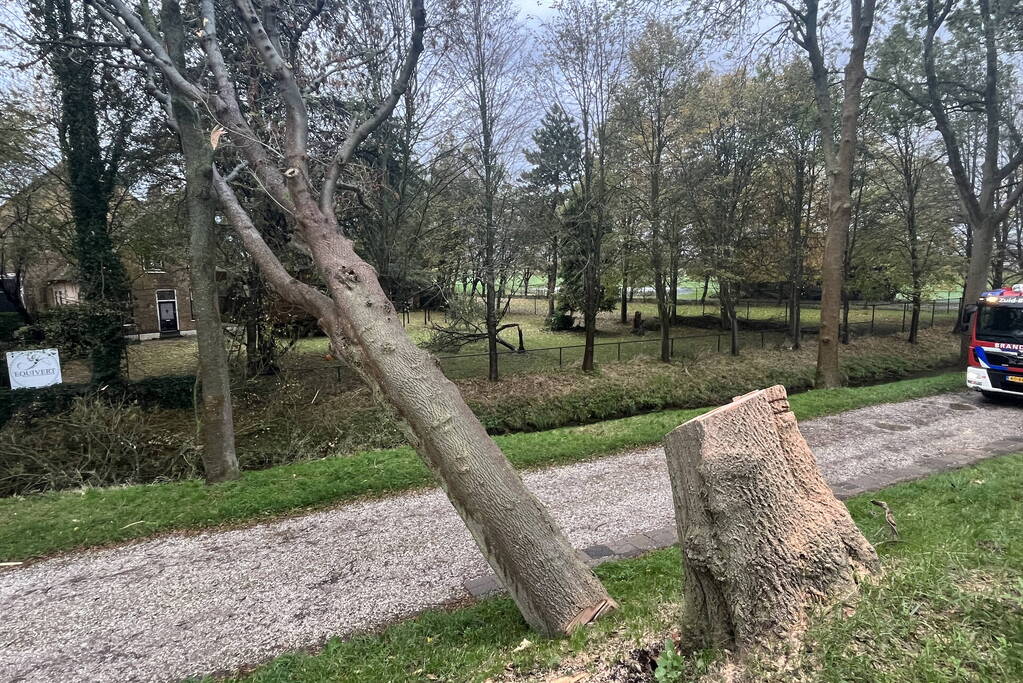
[156,290,179,336]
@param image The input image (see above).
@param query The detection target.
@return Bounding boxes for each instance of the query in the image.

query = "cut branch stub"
[664,385,879,654]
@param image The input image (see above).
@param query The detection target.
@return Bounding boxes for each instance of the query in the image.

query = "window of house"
[143,258,166,273]
[156,289,176,302]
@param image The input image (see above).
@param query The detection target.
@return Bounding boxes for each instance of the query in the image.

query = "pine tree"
[524,106,582,320]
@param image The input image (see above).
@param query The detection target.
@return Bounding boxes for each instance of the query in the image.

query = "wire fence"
[506,292,965,319]
[430,314,956,380]
[274,296,962,383]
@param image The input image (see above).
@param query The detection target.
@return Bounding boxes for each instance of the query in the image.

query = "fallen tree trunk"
[664,385,879,654]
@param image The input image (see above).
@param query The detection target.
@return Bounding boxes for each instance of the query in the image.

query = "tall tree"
[154,0,239,482]
[917,0,1023,357]
[619,17,698,361]
[445,0,527,381]
[93,0,615,636]
[773,0,878,387]
[524,105,583,320]
[679,70,773,356]
[31,0,133,383]
[544,0,630,371]
[864,77,951,343]
[771,60,822,350]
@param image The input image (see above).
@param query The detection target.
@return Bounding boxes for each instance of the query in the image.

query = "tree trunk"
[547,236,558,319]
[670,261,679,322]
[304,223,615,636]
[816,181,848,385]
[793,0,876,389]
[841,290,851,345]
[581,215,599,372]
[620,247,628,326]
[788,160,805,349]
[46,10,130,384]
[960,216,996,358]
[663,385,879,653]
[719,281,739,356]
[909,290,922,344]
[162,0,239,483]
[789,284,802,350]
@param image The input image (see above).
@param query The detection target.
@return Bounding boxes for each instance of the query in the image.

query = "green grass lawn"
[0,373,964,562]
[218,452,1023,683]
[111,300,960,382]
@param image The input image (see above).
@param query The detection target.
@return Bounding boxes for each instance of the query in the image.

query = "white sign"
[6,349,63,390]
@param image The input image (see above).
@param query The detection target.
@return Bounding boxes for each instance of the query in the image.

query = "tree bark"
[663,385,879,653]
[160,0,239,482]
[920,0,1023,361]
[41,0,131,384]
[546,234,558,319]
[780,0,877,388]
[309,221,616,636]
[619,243,629,326]
[104,0,617,636]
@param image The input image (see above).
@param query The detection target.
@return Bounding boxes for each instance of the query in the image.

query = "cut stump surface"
[664,385,879,653]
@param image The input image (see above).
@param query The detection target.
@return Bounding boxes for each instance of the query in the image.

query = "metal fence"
[432,310,957,380]
[508,292,964,319]
[274,296,962,383]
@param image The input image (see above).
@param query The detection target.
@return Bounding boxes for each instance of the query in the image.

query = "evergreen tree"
[524,106,583,320]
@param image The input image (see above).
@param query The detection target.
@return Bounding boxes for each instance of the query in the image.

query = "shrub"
[0,312,25,342]
[0,328,960,496]
[468,328,959,433]
[14,303,125,359]
[0,375,198,427]
[124,375,197,410]
[546,311,575,331]
[0,396,198,496]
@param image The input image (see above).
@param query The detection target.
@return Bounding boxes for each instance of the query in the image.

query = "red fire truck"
[964,284,1023,398]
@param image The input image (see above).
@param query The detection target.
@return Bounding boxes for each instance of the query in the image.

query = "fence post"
[534,298,537,315]
[717,335,722,353]
[670,337,675,358]
[901,303,907,333]
[746,301,751,319]
[930,301,936,327]
[335,366,342,383]
[424,308,428,325]
[946,294,951,312]
[617,342,621,361]
[870,305,875,335]
[559,346,563,367]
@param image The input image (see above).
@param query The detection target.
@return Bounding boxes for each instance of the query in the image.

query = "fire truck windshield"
[977,304,1023,343]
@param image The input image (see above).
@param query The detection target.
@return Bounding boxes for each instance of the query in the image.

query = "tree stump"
[664,385,879,654]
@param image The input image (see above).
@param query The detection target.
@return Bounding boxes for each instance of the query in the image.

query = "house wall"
[128,266,196,336]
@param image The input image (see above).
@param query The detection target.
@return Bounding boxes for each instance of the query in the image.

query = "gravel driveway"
[1,390,1020,683]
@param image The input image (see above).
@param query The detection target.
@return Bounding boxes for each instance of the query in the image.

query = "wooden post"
[663,385,879,654]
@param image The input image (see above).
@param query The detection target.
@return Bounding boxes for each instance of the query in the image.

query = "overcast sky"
[512,0,558,25]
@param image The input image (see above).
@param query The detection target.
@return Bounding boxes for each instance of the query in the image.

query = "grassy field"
[95,298,960,383]
[219,452,1023,682]
[0,373,964,562]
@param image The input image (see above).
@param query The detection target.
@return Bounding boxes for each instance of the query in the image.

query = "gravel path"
[2,391,1021,683]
